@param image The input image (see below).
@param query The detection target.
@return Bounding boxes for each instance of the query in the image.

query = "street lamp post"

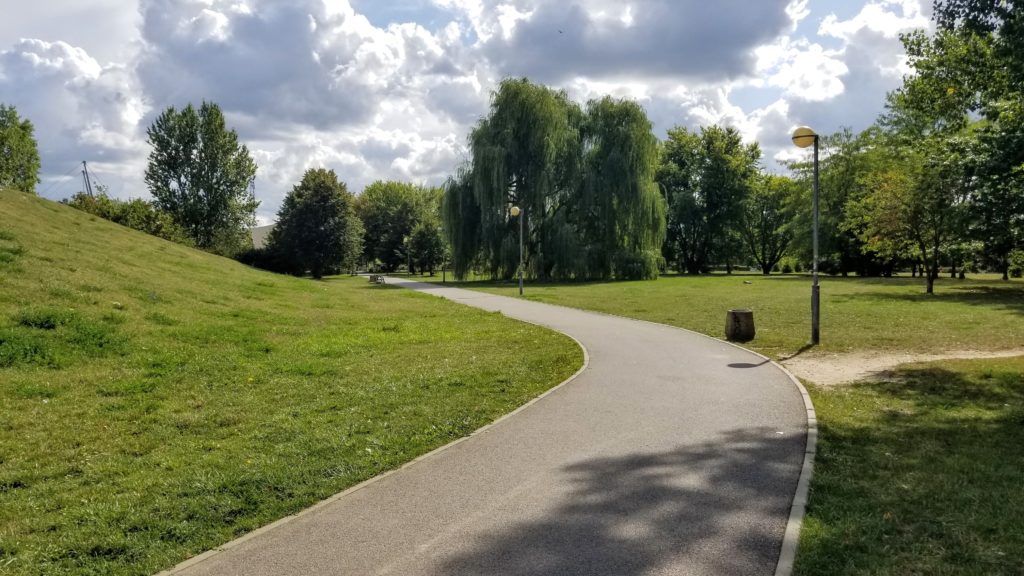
[792,126,820,345]
[510,205,524,296]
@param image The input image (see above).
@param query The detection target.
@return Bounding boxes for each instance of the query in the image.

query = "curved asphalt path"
[164,278,808,576]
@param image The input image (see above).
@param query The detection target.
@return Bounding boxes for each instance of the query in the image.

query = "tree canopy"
[409,220,446,276]
[268,169,362,279]
[741,175,798,275]
[356,181,438,272]
[144,101,258,255]
[0,104,41,194]
[880,1,1024,281]
[443,78,665,281]
[659,125,759,274]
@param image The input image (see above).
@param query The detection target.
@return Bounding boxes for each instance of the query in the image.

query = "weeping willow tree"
[579,97,666,279]
[447,78,581,280]
[443,78,665,281]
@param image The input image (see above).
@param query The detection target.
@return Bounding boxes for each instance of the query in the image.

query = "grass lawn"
[795,356,1024,575]
[0,190,582,575]
[450,273,1024,358]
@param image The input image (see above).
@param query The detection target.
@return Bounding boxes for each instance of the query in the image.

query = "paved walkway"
[167,279,808,576]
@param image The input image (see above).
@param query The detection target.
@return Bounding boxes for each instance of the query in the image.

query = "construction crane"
[81,161,95,197]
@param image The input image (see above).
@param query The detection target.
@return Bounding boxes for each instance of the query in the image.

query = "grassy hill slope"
[0,189,582,575]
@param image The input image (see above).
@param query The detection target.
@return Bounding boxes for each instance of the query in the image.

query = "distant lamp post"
[792,126,820,345]
[510,205,524,296]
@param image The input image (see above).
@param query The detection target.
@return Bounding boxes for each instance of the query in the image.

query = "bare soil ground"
[782,349,1024,385]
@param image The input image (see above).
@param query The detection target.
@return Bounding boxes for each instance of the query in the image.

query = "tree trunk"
[925,252,939,294]
[950,263,957,278]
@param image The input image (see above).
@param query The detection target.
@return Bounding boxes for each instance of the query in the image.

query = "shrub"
[613,250,660,280]
[409,220,445,275]
[235,246,300,275]
[65,192,193,246]
[1009,249,1024,278]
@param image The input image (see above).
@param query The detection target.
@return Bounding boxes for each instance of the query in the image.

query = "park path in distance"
[167,278,807,576]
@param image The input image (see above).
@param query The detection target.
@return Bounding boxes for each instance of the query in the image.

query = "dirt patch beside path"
[782,349,1024,386]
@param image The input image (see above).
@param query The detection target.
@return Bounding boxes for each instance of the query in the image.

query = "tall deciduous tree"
[268,169,362,279]
[442,167,481,279]
[144,101,258,254]
[787,128,888,276]
[971,109,1024,278]
[458,78,581,280]
[409,220,446,275]
[0,104,41,194]
[853,136,971,293]
[579,97,666,279]
[901,3,1024,278]
[356,181,434,272]
[443,79,664,281]
[658,125,758,274]
[741,175,798,275]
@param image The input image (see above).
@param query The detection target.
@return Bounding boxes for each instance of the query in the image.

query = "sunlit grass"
[451,272,1024,358]
[0,189,582,575]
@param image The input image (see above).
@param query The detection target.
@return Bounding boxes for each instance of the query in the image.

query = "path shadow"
[796,364,1024,574]
[778,344,815,362]
[429,428,803,576]
[859,365,1022,411]
[728,359,771,369]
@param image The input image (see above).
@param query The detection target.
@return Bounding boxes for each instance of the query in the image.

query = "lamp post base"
[811,283,820,345]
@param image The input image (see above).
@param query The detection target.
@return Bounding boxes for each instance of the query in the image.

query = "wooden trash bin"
[725,309,755,342]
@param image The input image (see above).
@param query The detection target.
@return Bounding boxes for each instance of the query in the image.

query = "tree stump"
[725,309,755,342]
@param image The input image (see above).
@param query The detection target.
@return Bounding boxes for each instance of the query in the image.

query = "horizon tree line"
[5,0,1022,290]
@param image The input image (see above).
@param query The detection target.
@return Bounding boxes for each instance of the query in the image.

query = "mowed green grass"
[795,357,1024,575]
[458,273,1024,357]
[0,190,582,575]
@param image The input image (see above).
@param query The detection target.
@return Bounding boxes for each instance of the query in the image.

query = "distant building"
[251,224,275,249]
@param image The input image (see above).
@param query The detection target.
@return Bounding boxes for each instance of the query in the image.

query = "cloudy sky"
[0,0,931,224]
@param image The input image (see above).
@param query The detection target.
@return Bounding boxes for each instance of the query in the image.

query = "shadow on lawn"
[795,365,1024,576]
[833,284,1024,316]
[430,428,803,576]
